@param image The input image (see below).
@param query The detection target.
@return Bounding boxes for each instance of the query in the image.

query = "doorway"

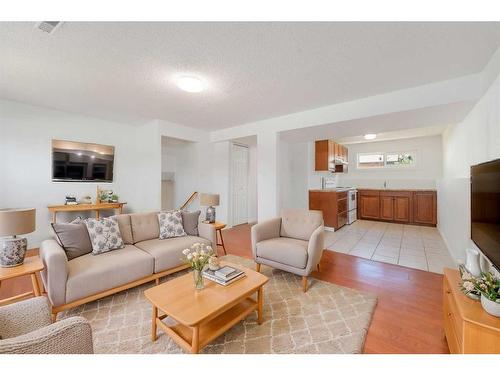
[231,143,249,226]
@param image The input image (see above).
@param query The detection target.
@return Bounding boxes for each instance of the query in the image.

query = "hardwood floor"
[0,225,449,353]
[220,223,449,354]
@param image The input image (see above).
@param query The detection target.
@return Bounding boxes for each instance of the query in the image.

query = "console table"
[48,202,126,223]
[443,268,500,353]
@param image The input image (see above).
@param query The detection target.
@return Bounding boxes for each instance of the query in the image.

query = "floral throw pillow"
[84,217,124,255]
[158,210,186,239]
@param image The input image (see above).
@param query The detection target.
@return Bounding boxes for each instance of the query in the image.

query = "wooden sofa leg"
[302,276,308,293]
[51,312,57,322]
[256,263,261,273]
[317,263,320,272]
[155,278,160,286]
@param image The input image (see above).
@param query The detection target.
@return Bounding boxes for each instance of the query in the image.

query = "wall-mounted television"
[471,159,500,271]
[52,140,115,182]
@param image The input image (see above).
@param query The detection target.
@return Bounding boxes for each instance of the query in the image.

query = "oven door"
[348,190,357,211]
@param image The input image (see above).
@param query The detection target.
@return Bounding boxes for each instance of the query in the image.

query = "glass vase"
[193,269,205,290]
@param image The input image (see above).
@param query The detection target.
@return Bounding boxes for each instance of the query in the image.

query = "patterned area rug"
[60,255,377,354]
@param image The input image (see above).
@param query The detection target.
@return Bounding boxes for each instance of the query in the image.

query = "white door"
[231,143,249,226]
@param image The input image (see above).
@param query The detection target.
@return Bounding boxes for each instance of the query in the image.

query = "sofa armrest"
[0,297,52,339]
[0,316,93,354]
[305,225,325,275]
[198,222,216,249]
[251,217,282,259]
[39,239,68,307]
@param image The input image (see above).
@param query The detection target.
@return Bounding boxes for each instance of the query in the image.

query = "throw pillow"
[84,217,124,255]
[158,210,186,239]
[181,210,201,236]
[51,221,93,260]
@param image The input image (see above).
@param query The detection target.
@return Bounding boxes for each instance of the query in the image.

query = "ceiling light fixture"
[364,134,377,140]
[174,75,206,93]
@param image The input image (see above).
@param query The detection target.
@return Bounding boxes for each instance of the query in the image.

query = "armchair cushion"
[0,316,93,354]
[256,237,308,269]
[280,209,323,241]
[0,297,51,339]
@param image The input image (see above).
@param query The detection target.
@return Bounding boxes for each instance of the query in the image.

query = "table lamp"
[0,208,36,267]
[200,193,219,223]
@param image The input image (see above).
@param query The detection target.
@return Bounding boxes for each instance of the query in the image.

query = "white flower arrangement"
[181,243,214,271]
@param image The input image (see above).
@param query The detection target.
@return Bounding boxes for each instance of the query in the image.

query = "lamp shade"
[200,193,219,207]
[0,208,36,236]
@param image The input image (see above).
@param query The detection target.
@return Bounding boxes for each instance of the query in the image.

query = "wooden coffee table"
[144,261,268,354]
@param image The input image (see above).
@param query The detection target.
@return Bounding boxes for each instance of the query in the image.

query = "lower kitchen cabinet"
[358,189,436,226]
[309,190,348,230]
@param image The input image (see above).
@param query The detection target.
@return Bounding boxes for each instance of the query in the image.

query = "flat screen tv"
[52,139,115,182]
[471,159,500,271]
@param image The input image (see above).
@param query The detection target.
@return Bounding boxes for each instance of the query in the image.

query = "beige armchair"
[0,296,93,354]
[251,209,324,292]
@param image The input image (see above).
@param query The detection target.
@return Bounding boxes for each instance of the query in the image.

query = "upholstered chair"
[251,209,324,292]
[0,296,93,354]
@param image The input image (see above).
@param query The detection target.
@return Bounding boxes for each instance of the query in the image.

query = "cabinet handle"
[448,312,452,317]
[446,290,451,294]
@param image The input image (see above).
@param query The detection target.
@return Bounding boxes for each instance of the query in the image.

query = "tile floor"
[324,219,456,274]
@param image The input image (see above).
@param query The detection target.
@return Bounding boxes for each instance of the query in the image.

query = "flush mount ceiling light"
[174,75,206,93]
[364,134,377,140]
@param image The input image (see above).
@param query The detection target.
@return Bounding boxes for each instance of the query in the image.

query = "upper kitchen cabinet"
[315,140,348,172]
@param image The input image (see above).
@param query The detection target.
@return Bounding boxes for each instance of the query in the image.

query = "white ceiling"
[1,22,500,130]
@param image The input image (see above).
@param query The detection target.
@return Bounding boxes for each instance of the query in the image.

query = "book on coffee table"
[203,267,246,286]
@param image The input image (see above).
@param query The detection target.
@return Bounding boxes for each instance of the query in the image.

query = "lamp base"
[0,237,27,268]
[206,206,216,223]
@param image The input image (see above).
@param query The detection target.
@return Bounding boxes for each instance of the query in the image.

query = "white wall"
[337,135,443,189]
[439,49,500,263]
[247,145,258,223]
[279,140,308,211]
[0,99,162,247]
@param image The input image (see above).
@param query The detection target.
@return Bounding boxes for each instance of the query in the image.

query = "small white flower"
[463,281,475,292]
[200,250,206,256]
[206,245,213,251]
[182,249,190,256]
[187,254,193,260]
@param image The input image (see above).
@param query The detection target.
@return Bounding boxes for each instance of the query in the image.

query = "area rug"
[59,255,377,354]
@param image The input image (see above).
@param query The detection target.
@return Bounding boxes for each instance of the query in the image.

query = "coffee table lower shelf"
[153,296,259,353]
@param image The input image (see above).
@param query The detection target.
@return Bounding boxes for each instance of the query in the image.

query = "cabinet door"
[328,140,336,171]
[360,194,380,219]
[309,191,337,228]
[380,196,394,220]
[315,140,329,171]
[413,191,437,225]
[394,196,411,223]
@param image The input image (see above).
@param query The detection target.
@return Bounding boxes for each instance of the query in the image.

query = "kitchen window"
[357,151,417,169]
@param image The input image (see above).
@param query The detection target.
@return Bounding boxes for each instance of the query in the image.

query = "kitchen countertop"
[309,188,436,192]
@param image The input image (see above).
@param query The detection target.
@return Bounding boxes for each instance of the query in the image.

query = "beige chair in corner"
[0,296,93,354]
[251,209,324,292]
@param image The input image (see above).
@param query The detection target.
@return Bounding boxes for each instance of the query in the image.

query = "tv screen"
[471,159,500,271]
[52,139,115,182]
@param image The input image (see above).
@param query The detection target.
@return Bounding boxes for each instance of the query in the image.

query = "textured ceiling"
[1,22,500,129]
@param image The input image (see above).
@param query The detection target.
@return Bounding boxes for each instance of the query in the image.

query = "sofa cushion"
[256,237,308,269]
[135,236,210,273]
[114,214,134,244]
[158,210,186,239]
[65,245,154,303]
[130,212,159,243]
[84,217,124,255]
[280,209,323,241]
[51,222,92,260]
[182,210,200,236]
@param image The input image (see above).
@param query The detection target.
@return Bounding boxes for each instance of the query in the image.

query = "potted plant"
[181,243,214,290]
[462,271,500,317]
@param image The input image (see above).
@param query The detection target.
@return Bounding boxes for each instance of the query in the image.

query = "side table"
[0,256,44,306]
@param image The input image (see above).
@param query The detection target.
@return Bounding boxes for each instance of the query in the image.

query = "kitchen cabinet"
[359,190,380,220]
[309,190,348,230]
[358,189,436,226]
[314,140,348,172]
[413,191,437,225]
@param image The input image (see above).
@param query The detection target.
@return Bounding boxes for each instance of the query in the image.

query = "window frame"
[356,150,418,170]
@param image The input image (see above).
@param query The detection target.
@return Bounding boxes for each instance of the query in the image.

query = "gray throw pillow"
[84,217,125,255]
[182,210,200,236]
[51,222,93,260]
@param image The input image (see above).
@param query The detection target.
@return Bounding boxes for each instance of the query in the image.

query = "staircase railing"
[179,191,198,211]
